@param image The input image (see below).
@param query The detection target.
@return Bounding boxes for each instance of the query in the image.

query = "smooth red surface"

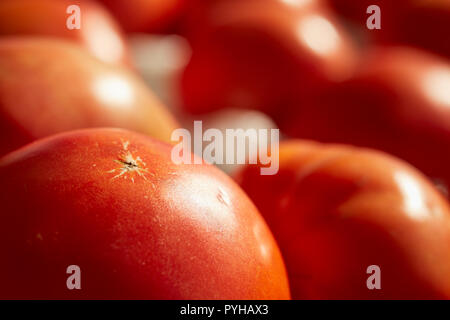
[283,47,450,194]
[181,0,358,119]
[0,0,131,66]
[0,128,290,299]
[0,37,179,156]
[98,0,186,33]
[236,140,450,299]
[328,0,450,58]
[327,0,405,26]
[390,0,450,59]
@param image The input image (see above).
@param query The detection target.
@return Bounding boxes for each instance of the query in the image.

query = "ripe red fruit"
[181,0,358,119]
[327,0,401,29]
[235,140,450,299]
[282,47,450,194]
[98,0,186,33]
[389,0,450,59]
[0,128,290,299]
[328,0,450,58]
[0,0,131,66]
[0,37,179,156]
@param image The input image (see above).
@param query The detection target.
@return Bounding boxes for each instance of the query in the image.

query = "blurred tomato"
[390,0,450,59]
[236,140,450,299]
[98,0,186,33]
[282,47,450,194]
[0,128,290,299]
[0,0,130,66]
[0,37,179,156]
[327,0,401,26]
[181,0,359,120]
[328,0,450,58]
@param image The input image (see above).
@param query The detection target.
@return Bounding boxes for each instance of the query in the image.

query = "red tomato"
[181,0,358,120]
[0,0,130,66]
[235,140,450,299]
[0,128,290,299]
[282,47,450,195]
[0,37,179,156]
[328,0,450,58]
[327,0,401,27]
[389,0,450,59]
[98,0,186,33]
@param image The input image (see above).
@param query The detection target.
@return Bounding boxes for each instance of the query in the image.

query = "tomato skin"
[0,37,179,156]
[391,1,450,59]
[0,128,290,299]
[98,0,186,33]
[328,0,450,58]
[282,47,450,193]
[181,0,358,118]
[0,0,130,66]
[236,140,450,299]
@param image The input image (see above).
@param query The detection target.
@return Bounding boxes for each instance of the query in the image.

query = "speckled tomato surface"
[0,128,290,299]
[235,140,450,299]
[0,37,179,156]
[0,0,130,66]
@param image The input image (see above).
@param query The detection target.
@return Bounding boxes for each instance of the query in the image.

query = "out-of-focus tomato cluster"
[0,0,449,300]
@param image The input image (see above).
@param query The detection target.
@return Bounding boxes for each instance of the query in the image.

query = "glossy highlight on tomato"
[282,47,450,194]
[0,0,131,66]
[236,140,450,299]
[0,128,290,299]
[181,0,359,120]
[0,37,179,156]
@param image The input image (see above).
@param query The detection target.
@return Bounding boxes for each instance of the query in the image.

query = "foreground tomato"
[181,0,358,119]
[98,0,186,33]
[328,0,450,58]
[0,37,179,156]
[0,0,130,65]
[0,128,290,299]
[236,140,450,299]
[283,47,450,194]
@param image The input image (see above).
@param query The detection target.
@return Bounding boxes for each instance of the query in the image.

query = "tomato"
[181,0,359,120]
[0,0,130,66]
[0,37,180,156]
[235,140,450,299]
[328,0,450,58]
[389,0,450,59]
[327,0,401,28]
[98,0,186,33]
[282,47,450,195]
[0,128,290,299]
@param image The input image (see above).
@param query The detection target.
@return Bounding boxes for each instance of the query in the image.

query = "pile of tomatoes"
[0,0,449,300]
